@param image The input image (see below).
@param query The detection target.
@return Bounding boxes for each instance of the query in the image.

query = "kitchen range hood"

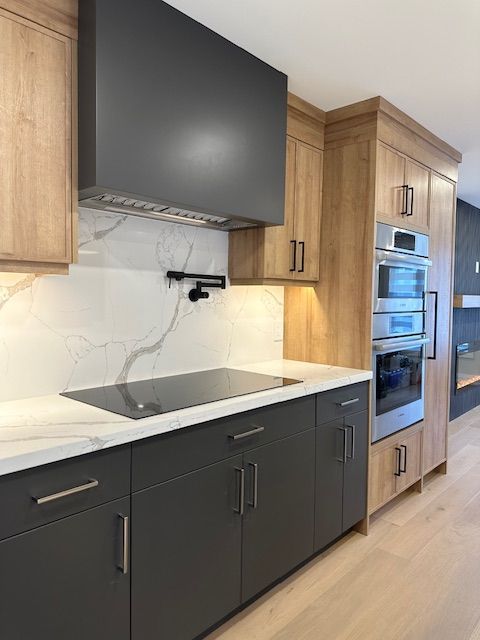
[78,0,288,231]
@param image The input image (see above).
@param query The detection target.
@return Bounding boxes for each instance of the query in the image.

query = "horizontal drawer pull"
[34,479,99,505]
[336,398,360,407]
[228,425,265,441]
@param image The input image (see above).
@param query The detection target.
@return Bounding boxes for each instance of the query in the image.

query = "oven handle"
[375,249,432,267]
[373,337,431,352]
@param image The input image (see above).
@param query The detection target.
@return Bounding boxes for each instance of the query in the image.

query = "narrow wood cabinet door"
[0,499,130,640]
[314,419,344,551]
[132,456,242,640]
[293,142,323,281]
[342,410,368,530]
[369,445,397,514]
[376,143,406,224]
[424,174,456,473]
[242,430,315,602]
[263,136,297,279]
[0,10,72,264]
[395,430,422,492]
[405,159,430,232]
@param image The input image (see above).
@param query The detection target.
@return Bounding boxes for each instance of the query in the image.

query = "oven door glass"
[378,264,426,300]
[376,345,423,416]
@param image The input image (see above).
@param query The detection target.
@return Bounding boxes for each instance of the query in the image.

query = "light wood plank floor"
[207,406,480,640]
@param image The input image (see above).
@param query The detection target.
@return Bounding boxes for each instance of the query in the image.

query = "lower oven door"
[372,335,430,443]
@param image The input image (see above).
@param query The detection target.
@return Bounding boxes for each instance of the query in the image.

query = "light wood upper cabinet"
[0,4,77,275]
[228,94,324,286]
[423,174,456,474]
[376,142,430,233]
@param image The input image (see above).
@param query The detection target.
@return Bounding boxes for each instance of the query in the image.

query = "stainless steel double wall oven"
[372,223,432,443]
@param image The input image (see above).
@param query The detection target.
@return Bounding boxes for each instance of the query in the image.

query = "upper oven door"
[374,250,432,313]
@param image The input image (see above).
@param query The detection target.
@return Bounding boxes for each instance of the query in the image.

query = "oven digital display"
[389,315,414,334]
[394,231,416,252]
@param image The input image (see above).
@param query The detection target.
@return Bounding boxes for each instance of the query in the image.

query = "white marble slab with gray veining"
[0,359,371,477]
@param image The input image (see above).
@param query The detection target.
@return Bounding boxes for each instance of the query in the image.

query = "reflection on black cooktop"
[61,368,301,420]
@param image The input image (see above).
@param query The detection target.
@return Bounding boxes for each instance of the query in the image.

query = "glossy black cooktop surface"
[61,368,301,420]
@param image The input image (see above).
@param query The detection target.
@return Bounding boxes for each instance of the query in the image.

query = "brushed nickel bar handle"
[34,479,99,505]
[229,425,265,441]
[248,462,259,509]
[345,424,356,460]
[118,514,129,575]
[234,467,245,516]
[337,398,360,407]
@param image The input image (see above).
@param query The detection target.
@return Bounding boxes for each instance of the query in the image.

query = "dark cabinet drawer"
[132,396,315,491]
[0,446,131,541]
[316,382,369,425]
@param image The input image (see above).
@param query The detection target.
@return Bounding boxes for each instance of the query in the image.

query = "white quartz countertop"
[0,360,372,477]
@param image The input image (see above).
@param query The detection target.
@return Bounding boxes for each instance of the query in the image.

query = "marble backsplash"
[0,209,284,402]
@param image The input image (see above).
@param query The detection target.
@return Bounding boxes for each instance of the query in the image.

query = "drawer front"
[0,446,131,541]
[316,383,369,425]
[132,396,316,491]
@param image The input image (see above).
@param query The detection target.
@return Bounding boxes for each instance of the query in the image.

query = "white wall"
[0,209,284,401]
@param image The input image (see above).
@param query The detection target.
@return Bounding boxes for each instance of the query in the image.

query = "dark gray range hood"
[78,0,288,231]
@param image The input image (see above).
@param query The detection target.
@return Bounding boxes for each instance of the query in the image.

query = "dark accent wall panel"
[450,199,480,420]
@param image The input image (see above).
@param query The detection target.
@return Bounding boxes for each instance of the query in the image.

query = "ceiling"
[166,0,480,208]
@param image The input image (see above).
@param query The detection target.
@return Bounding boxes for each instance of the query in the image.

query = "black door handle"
[298,241,305,273]
[407,187,414,216]
[427,291,438,360]
[401,185,409,215]
[400,445,407,473]
[394,447,402,477]
[290,240,297,272]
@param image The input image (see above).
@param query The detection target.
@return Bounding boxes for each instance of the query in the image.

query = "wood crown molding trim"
[288,92,326,125]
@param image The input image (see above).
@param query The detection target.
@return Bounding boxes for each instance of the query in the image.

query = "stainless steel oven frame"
[373,249,432,313]
[372,334,430,443]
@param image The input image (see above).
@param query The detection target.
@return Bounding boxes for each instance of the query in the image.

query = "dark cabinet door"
[342,410,368,531]
[314,419,344,551]
[132,455,243,640]
[0,498,130,640]
[241,429,315,602]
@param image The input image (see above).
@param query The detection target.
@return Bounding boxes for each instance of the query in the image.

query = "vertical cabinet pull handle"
[400,445,407,473]
[290,240,297,272]
[401,185,409,215]
[408,186,414,216]
[394,447,402,477]
[427,291,438,360]
[118,514,129,575]
[342,427,348,463]
[248,462,259,509]
[298,241,305,273]
[234,467,245,516]
[345,424,356,460]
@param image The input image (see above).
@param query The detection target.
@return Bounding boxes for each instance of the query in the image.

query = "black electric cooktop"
[61,368,301,420]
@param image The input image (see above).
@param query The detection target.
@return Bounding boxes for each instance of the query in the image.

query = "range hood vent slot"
[81,194,257,231]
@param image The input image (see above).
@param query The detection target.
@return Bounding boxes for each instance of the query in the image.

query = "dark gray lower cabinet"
[131,456,243,640]
[241,429,315,601]
[0,497,130,640]
[315,410,368,550]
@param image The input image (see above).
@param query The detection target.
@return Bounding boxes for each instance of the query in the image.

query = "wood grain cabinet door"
[405,158,430,232]
[0,499,130,640]
[369,445,397,514]
[293,141,323,281]
[0,9,73,266]
[376,143,407,224]
[395,430,422,493]
[424,174,456,473]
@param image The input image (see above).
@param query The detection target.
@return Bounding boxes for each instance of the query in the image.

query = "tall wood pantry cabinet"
[228,93,324,285]
[284,96,461,521]
[0,0,77,274]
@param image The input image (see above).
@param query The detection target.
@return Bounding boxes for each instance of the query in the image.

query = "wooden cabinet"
[376,143,430,233]
[315,410,368,550]
[228,93,324,285]
[242,430,315,601]
[423,173,456,474]
[132,457,243,640]
[369,426,422,514]
[0,2,77,275]
[0,498,130,640]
